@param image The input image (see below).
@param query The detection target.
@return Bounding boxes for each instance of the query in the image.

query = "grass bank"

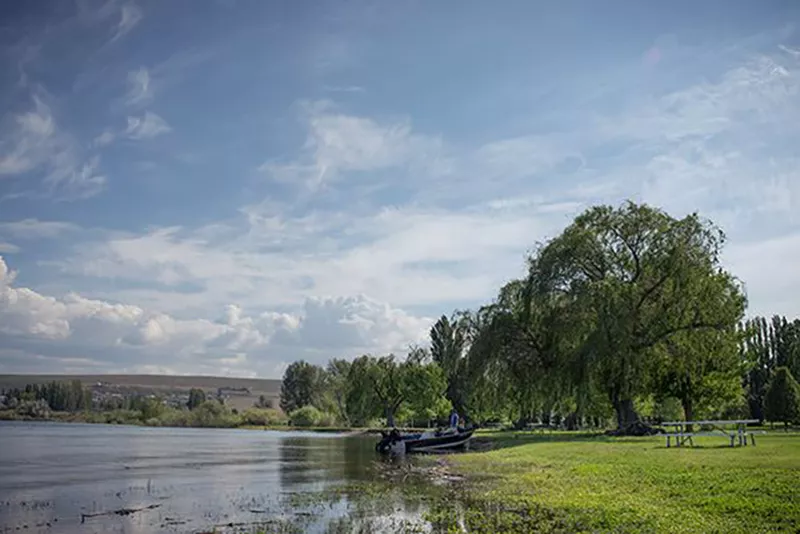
[429,430,800,533]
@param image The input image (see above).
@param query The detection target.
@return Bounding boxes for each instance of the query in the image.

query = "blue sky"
[1,0,799,377]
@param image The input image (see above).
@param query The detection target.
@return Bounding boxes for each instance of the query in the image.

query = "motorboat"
[375,426,475,454]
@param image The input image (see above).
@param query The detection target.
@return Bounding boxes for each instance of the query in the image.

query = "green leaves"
[279,360,325,413]
[526,201,745,428]
[765,367,800,427]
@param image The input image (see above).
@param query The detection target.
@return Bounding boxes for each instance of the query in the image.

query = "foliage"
[187,388,207,410]
[322,358,351,424]
[652,326,744,422]
[289,405,325,427]
[241,407,287,426]
[764,367,800,428]
[741,316,800,421]
[402,361,451,425]
[280,361,325,413]
[531,202,746,429]
[16,399,52,418]
[430,315,468,416]
[3,380,91,412]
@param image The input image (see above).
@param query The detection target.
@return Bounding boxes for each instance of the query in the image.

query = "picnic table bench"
[660,419,762,448]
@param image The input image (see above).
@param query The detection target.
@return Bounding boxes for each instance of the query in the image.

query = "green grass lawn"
[431,430,800,533]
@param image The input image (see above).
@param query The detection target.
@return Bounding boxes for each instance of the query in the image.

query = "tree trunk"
[614,398,639,429]
[385,406,396,428]
[682,398,694,433]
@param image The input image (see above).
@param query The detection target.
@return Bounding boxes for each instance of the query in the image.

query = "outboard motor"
[375,429,405,455]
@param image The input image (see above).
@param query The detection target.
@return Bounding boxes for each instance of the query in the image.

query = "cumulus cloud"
[0,256,431,375]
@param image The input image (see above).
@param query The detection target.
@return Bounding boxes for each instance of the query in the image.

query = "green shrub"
[241,408,287,426]
[289,405,324,427]
[189,400,241,427]
[317,411,338,427]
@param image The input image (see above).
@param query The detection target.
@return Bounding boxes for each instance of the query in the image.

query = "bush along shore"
[0,381,398,432]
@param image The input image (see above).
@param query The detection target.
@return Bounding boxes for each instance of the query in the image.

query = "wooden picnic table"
[660,419,761,448]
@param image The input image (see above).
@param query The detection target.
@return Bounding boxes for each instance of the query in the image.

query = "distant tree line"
[1,382,288,429]
[280,202,800,432]
[2,380,91,412]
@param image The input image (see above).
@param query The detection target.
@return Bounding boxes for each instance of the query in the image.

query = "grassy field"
[428,430,800,533]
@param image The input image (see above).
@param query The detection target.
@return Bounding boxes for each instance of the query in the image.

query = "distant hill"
[0,374,281,412]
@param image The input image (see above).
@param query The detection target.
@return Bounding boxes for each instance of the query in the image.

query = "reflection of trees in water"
[278,436,316,489]
[277,435,430,528]
[278,435,382,490]
[342,436,379,482]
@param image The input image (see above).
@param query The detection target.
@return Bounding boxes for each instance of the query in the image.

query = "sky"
[1,0,799,378]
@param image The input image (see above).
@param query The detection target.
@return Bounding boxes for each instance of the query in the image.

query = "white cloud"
[125,111,171,139]
[0,96,105,199]
[724,232,800,318]
[779,44,800,59]
[0,256,430,374]
[0,243,20,254]
[124,67,152,107]
[94,130,116,147]
[0,96,57,176]
[262,102,447,188]
[95,111,171,146]
[52,196,576,319]
[109,3,143,43]
[0,219,80,239]
[48,156,107,201]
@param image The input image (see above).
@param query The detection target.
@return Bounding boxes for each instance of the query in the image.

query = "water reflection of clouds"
[1,424,430,533]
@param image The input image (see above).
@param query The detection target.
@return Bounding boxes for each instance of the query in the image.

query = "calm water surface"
[0,422,428,533]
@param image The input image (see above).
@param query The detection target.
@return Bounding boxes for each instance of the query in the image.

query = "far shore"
[0,414,405,435]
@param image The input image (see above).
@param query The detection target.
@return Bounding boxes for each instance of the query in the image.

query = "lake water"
[0,422,430,534]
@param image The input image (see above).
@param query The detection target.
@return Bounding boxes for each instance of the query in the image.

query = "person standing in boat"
[449,408,460,430]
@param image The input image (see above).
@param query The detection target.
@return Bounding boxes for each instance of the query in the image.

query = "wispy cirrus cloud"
[0,96,107,200]
[94,111,171,146]
[0,219,80,239]
[124,67,152,107]
[125,111,171,139]
[261,101,448,189]
[109,3,143,44]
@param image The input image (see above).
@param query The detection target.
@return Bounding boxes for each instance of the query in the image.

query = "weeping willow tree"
[531,202,746,432]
